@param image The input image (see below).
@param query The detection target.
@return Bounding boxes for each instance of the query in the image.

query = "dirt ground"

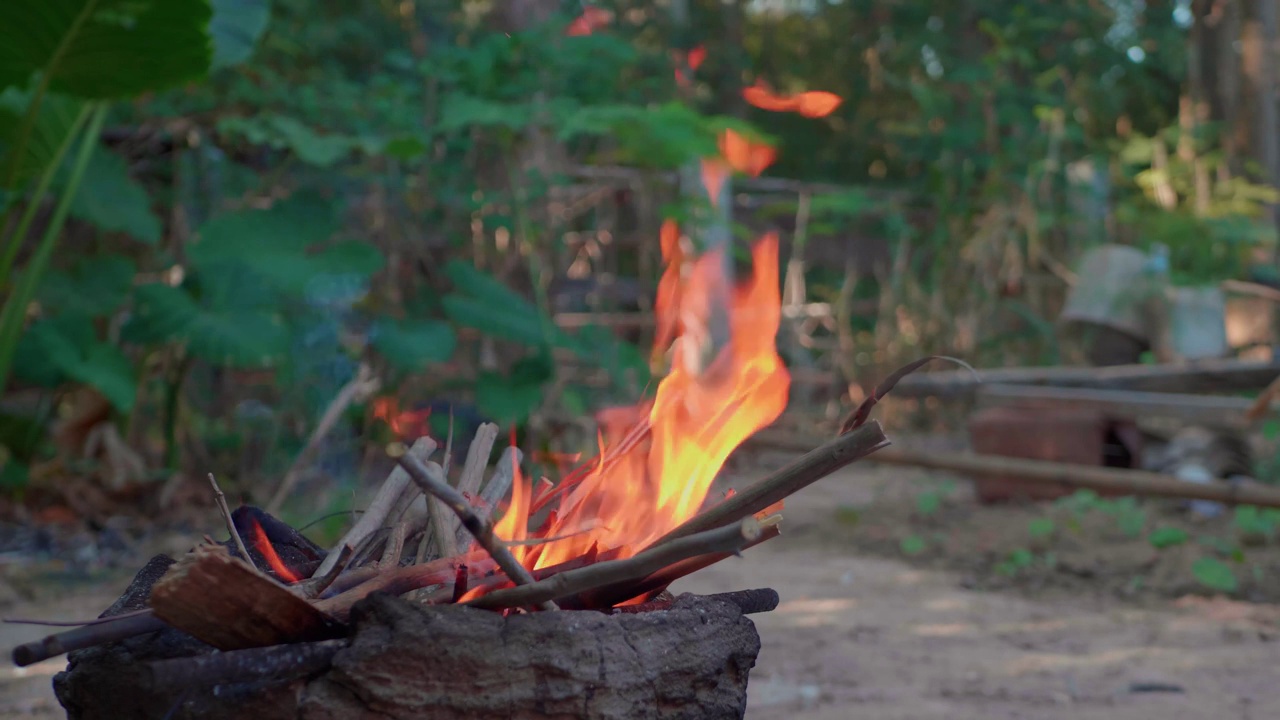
[0,454,1277,719]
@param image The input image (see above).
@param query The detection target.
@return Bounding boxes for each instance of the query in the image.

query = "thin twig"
[380,522,409,568]
[466,518,762,611]
[295,545,353,600]
[646,421,888,547]
[312,436,437,579]
[207,473,255,570]
[3,607,153,628]
[267,363,381,514]
[390,445,558,611]
[424,418,461,560]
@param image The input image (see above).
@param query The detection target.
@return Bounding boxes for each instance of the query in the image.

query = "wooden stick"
[466,519,762,611]
[572,519,781,610]
[423,413,460,559]
[142,639,347,692]
[610,588,780,616]
[12,611,167,667]
[314,555,493,620]
[149,545,341,650]
[461,446,523,551]
[977,383,1269,428]
[295,545,352,600]
[454,423,499,516]
[648,422,888,547]
[312,437,437,579]
[865,446,1280,508]
[207,473,255,570]
[390,446,558,611]
[267,363,381,513]
[889,358,1280,400]
[379,522,409,568]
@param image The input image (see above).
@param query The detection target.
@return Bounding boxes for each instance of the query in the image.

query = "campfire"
[13,62,902,720]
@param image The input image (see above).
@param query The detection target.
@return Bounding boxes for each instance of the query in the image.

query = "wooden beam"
[976,383,1271,428]
[889,358,1280,399]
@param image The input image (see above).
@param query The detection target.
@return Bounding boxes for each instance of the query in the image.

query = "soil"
[0,449,1277,719]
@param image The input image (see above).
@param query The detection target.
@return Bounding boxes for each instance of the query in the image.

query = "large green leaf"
[0,87,83,189]
[61,145,161,242]
[0,0,213,99]
[371,318,457,371]
[37,254,136,317]
[126,283,288,367]
[217,115,384,167]
[209,0,270,70]
[474,354,554,426]
[18,315,136,410]
[440,259,556,347]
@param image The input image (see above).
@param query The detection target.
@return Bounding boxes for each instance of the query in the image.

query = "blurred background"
[2,1,1280,717]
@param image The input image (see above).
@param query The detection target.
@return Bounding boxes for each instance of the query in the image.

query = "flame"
[742,80,843,118]
[247,518,302,583]
[372,397,431,439]
[566,6,611,36]
[674,45,707,88]
[487,232,789,576]
[717,129,776,177]
[699,158,731,206]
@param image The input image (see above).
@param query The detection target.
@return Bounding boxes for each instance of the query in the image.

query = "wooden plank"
[976,384,1270,428]
[890,358,1280,399]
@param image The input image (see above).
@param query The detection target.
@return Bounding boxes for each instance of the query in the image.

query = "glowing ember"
[247,518,302,583]
[742,80,843,118]
[480,230,789,577]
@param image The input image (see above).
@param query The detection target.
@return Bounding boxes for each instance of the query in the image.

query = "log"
[142,639,348,692]
[149,545,343,650]
[976,383,1269,427]
[648,421,888,546]
[751,431,1280,509]
[889,358,1280,399]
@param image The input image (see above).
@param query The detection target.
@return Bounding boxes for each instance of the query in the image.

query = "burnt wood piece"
[611,589,780,616]
[232,505,328,580]
[54,592,763,720]
[149,545,343,650]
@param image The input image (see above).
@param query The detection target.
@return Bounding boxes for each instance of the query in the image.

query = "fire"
[372,397,431,439]
[246,518,302,583]
[566,6,611,36]
[485,231,790,576]
[742,80,843,118]
[674,45,707,88]
[717,129,776,177]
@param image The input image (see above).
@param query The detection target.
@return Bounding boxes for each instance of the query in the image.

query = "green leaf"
[61,145,161,242]
[1027,518,1056,539]
[0,87,83,189]
[37,254,135,317]
[899,535,927,556]
[0,0,214,99]
[1147,526,1189,549]
[440,259,556,347]
[371,318,456,371]
[209,0,270,70]
[915,491,941,516]
[474,354,553,425]
[126,283,288,367]
[1191,556,1238,594]
[19,315,136,410]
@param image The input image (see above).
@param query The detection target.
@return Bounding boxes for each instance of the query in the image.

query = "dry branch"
[466,518,762,611]
[472,446,522,521]
[979,384,1268,428]
[312,436,437,579]
[649,421,888,547]
[142,639,347,692]
[207,473,254,569]
[390,446,558,611]
[149,545,341,650]
[267,363,381,513]
[12,611,167,667]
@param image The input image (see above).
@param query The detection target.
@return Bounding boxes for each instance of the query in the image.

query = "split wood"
[267,363,381,514]
[207,473,253,569]
[312,436,437,579]
[466,518,762,611]
[390,445,559,611]
[149,544,341,650]
[647,421,888,547]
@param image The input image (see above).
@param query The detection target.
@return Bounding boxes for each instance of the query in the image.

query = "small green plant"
[995,548,1036,577]
[1191,556,1238,594]
[834,506,861,527]
[1027,517,1056,540]
[915,490,942,516]
[1234,506,1280,543]
[899,535,927,556]
[1147,526,1189,549]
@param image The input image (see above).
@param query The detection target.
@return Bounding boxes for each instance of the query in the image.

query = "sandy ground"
[0,460,1277,719]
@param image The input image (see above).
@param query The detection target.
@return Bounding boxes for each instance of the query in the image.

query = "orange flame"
[566,6,611,36]
[699,158,731,206]
[372,397,431,439]
[487,232,789,576]
[674,45,707,88]
[717,129,776,177]
[742,80,843,118]
[247,518,302,583]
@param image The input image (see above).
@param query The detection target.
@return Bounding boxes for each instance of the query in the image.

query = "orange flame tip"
[717,129,776,177]
[742,80,843,118]
[566,6,611,36]
[247,518,302,583]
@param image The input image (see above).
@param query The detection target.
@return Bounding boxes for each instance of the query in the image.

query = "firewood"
[474,446,522,520]
[390,446,558,611]
[313,554,487,620]
[207,473,254,570]
[611,588,780,616]
[647,421,888,547]
[12,611,167,667]
[149,545,342,650]
[466,518,762,611]
[313,436,437,579]
[141,639,348,692]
